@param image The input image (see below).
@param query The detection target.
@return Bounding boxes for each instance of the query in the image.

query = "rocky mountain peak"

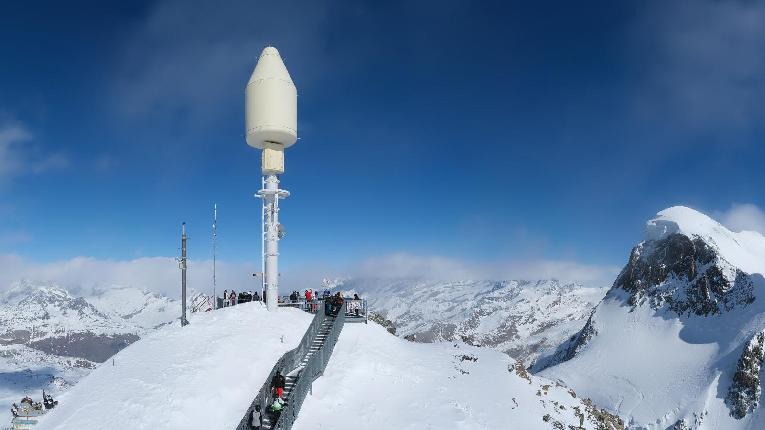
[609,206,765,317]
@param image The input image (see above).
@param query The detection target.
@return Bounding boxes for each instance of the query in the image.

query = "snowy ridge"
[539,206,765,430]
[38,303,623,430]
[37,303,312,430]
[296,319,624,429]
[341,278,605,365]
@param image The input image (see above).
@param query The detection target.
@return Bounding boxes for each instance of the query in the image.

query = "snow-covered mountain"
[38,302,624,430]
[0,281,177,362]
[340,278,606,365]
[0,282,178,424]
[537,206,765,429]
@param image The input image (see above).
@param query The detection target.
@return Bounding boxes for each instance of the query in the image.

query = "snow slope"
[37,302,312,430]
[0,282,179,425]
[37,302,621,430]
[539,206,765,430]
[341,279,605,365]
[295,321,622,430]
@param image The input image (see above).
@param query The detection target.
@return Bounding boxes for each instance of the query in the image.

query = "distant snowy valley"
[340,278,605,366]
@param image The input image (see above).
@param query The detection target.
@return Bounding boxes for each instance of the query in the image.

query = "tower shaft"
[260,175,288,311]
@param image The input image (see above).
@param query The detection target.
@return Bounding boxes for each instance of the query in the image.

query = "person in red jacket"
[272,370,286,398]
[305,289,312,302]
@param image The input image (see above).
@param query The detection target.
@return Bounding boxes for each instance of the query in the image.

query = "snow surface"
[296,321,615,430]
[33,303,619,430]
[36,303,312,430]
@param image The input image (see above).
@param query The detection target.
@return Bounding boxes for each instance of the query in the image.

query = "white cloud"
[719,203,765,235]
[0,123,32,179]
[0,122,69,183]
[349,253,619,288]
[0,252,620,299]
[633,0,765,129]
[113,0,329,120]
[0,254,259,299]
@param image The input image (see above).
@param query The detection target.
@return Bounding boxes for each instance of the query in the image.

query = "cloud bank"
[0,252,620,299]
[352,253,619,288]
[634,0,765,130]
[719,203,765,235]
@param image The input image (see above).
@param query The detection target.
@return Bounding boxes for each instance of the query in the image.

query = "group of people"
[326,292,345,316]
[10,392,57,418]
[249,370,288,429]
[221,289,262,308]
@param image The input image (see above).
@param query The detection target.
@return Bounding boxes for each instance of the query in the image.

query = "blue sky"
[1,0,764,292]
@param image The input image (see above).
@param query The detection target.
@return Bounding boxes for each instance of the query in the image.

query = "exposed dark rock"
[368,312,397,335]
[30,332,140,363]
[726,330,765,419]
[615,233,755,317]
[531,312,597,372]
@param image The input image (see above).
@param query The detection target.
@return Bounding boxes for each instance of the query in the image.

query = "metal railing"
[274,310,345,429]
[236,308,345,430]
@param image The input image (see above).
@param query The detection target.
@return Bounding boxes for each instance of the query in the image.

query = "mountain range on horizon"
[3,206,765,429]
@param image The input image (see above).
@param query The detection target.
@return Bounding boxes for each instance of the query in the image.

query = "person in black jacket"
[272,370,286,398]
[331,292,344,316]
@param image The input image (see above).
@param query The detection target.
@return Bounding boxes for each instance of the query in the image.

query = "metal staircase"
[236,307,345,430]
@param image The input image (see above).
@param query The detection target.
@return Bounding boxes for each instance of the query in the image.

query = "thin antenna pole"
[181,223,189,326]
[213,203,217,310]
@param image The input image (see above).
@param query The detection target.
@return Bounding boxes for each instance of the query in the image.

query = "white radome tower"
[246,46,297,311]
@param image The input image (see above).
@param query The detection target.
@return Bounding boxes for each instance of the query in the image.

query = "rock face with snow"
[727,330,765,419]
[341,278,606,365]
[538,207,765,429]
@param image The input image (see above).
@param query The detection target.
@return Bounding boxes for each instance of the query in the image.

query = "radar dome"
[245,47,297,149]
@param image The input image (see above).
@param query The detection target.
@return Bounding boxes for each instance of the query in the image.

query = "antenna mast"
[180,222,189,326]
[213,203,217,310]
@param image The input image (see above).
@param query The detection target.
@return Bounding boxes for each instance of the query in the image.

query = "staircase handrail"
[274,310,345,429]
[235,309,329,430]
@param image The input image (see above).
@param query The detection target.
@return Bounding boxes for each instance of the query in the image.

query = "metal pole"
[181,222,189,326]
[213,203,217,310]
